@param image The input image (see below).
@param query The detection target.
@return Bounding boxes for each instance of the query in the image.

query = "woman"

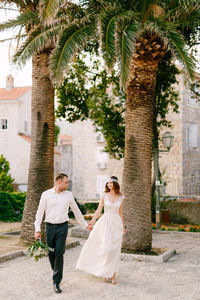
[76,176,127,284]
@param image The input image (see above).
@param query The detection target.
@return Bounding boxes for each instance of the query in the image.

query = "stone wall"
[159,72,200,198]
[166,201,200,224]
[159,73,184,197]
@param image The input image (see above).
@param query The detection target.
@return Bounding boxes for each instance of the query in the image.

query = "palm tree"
[0,0,58,242]
[0,0,88,243]
[47,0,199,251]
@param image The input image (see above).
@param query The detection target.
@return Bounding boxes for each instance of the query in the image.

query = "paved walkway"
[1,231,200,300]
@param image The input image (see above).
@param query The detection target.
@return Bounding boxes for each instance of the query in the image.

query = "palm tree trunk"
[122,58,159,251]
[20,51,55,243]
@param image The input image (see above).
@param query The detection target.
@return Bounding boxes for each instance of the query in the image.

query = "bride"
[76,176,127,284]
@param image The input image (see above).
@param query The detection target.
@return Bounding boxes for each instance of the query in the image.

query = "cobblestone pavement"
[1,231,200,300]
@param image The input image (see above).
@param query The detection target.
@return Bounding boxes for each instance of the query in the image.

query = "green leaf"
[167,29,195,79]
[12,24,65,67]
[0,11,39,33]
[50,23,96,83]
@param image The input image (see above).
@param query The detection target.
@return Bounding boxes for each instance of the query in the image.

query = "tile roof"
[19,134,31,143]
[18,134,61,154]
[0,86,31,100]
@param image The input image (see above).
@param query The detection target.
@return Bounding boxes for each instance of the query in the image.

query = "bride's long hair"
[105,176,120,195]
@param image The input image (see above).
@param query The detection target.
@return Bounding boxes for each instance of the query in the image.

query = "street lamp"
[155,131,174,228]
[162,131,174,151]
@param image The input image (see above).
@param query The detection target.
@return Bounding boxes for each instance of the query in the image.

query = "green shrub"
[84,202,99,213]
[0,192,26,221]
[68,198,87,218]
[0,155,15,192]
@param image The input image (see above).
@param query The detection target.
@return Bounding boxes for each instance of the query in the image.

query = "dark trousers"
[46,221,68,284]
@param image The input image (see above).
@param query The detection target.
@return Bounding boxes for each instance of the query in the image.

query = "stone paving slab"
[1,231,200,300]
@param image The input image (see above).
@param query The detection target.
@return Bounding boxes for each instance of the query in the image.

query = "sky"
[0,10,32,88]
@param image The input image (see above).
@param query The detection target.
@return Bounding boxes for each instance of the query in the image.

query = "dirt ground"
[0,221,78,256]
[0,222,28,256]
[0,221,22,233]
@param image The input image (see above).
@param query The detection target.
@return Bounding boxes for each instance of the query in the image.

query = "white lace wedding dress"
[76,192,124,277]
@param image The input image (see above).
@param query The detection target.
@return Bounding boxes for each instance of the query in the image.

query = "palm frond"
[0,33,26,42]
[39,0,63,24]
[0,6,19,12]
[114,12,142,90]
[143,17,195,79]
[0,11,39,33]
[166,0,200,22]
[99,6,119,68]
[50,23,96,84]
[167,29,195,79]
[12,24,65,67]
[1,0,40,10]
[119,23,141,90]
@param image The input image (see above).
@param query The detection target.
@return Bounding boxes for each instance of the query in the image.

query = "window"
[96,175,107,194]
[187,124,198,149]
[96,146,108,166]
[24,120,28,132]
[1,119,7,129]
[96,134,105,143]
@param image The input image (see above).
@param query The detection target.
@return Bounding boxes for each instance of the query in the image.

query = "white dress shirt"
[34,187,88,232]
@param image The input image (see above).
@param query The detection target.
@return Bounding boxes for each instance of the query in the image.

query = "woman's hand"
[87,223,93,231]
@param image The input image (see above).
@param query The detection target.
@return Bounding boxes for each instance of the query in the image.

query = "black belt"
[46,221,68,227]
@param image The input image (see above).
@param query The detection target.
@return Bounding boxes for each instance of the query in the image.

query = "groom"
[34,173,91,293]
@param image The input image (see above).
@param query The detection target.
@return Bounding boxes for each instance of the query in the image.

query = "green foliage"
[68,198,86,218]
[55,124,60,145]
[0,192,26,221]
[177,225,186,232]
[0,155,14,192]
[49,0,199,86]
[84,202,99,213]
[56,51,180,159]
[152,51,180,150]
[28,238,54,261]
[56,54,125,159]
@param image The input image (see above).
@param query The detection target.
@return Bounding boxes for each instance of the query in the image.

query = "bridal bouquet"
[28,239,54,261]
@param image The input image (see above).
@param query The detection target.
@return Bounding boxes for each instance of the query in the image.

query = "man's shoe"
[53,283,62,294]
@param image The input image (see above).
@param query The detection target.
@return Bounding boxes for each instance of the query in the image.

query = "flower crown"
[106,177,118,183]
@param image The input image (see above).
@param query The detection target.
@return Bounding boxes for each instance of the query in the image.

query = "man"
[34,173,91,294]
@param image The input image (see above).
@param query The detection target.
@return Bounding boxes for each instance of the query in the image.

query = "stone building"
[67,71,199,200]
[2,71,199,200]
[56,120,109,201]
[55,134,73,190]
[159,72,200,198]
[107,72,200,199]
[0,74,61,191]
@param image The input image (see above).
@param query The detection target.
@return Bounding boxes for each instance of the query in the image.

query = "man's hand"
[35,231,41,240]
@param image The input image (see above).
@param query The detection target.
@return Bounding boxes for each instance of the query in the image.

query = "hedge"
[0,192,88,221]
[0,192,26,222]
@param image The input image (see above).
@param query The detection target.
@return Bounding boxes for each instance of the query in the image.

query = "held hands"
[87,223,93,231]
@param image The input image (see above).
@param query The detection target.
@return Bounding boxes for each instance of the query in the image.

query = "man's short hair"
[54,173,68,182]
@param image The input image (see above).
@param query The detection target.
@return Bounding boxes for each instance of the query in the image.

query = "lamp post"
[155,131,174,228]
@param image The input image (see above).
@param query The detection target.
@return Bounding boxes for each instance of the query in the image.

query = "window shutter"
[187,124,198,149]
